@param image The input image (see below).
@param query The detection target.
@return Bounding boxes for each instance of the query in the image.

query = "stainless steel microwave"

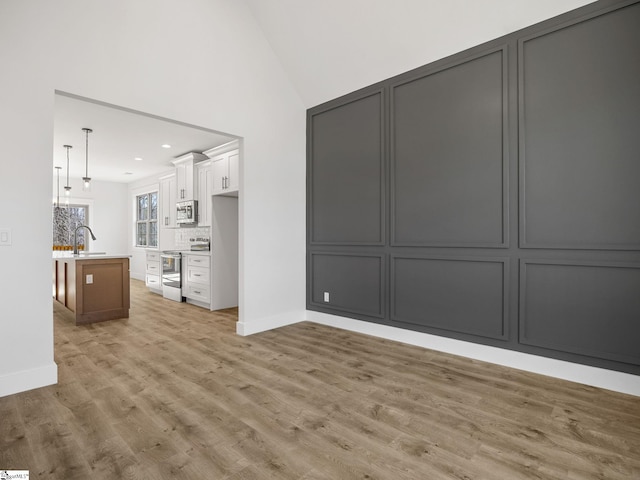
[176,200,197,225]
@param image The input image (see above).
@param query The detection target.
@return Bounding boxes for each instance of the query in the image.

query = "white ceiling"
[53,93,236,184]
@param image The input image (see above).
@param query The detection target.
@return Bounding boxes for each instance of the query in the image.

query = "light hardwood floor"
[1,279,639,479]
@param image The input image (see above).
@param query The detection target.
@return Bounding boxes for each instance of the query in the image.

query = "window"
[53,204,89,249]
[136,192,158,247]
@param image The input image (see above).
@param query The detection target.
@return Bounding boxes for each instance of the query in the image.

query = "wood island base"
[53,256,130,325]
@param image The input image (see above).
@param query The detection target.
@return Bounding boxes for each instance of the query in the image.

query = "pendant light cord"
[63,144,72,194]
[66,146,71,186]
[85,129,89,177]
[82,128,92,186]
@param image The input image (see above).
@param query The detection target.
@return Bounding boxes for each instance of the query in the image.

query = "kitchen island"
[53,253,131,325]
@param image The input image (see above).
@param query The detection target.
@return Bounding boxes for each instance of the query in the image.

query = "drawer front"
[146,261,161,274]
[146,273,161,288]
[146,251,160,262]
[187,255,210,267]
[185,282,210,302]
[188,266,210,284]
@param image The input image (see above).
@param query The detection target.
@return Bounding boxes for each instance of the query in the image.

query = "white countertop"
[53,252,132,260]
[145,248,211,256]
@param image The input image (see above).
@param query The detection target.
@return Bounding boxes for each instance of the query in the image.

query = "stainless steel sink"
[74,252,107,257]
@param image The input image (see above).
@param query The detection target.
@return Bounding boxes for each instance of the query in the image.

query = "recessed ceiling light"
[161,144,171,149]
[134,157,143,161]
[124,172,133,175]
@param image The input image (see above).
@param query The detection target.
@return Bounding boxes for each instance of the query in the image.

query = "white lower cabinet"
[145,251,162,294]
[183,253,211,307]
[184,282,210,303]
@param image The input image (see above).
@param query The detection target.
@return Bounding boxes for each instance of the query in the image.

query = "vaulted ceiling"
[53,1,595,183]
[245,0,595,107]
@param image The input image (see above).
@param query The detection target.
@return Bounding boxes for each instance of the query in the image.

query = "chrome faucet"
[73,225,97,255]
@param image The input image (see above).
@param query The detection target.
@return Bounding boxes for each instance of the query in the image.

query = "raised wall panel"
[520,2,640,250]
[520,260,640,365]
[310,253,384,318]
[391,48,507,248]
[391,256,508,340]
[309,90,384,245]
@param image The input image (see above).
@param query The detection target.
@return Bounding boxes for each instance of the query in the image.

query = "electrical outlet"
[323,291,330,302]
[86,274,93,284]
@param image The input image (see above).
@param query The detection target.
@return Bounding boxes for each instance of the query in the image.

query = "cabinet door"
[197,162,213,227]
[175,163,187,200]
[211,155,228,195]
[175,162,196,200]
[184,162,195,199]
[227,151,239,192]
[160,174,177,228]
[188,265,210,284]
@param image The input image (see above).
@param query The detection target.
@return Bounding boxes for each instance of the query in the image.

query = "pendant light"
[82,127,92,188]
[63,144,72,196]
[54,166,62,207]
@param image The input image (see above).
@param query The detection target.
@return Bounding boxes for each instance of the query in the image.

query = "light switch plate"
[323,291,330,302]
[86,274,93,284]
[0,228,11,246]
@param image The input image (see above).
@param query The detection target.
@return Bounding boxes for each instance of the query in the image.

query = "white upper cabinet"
[227,150,239,192]
[159,173,177,228]
[172,152,208,201]
[196,160,213,227]
[203,140,240,196]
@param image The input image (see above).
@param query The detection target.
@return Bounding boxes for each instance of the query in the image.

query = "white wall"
[52,176,128,254]
[0,0,305,397]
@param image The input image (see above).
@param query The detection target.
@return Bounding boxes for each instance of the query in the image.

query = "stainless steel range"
[160,250,183,302]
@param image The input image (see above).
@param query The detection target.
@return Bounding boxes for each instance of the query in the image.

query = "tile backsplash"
[175,226,210,249]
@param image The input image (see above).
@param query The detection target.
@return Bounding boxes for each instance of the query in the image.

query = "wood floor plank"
[0,279,638,479]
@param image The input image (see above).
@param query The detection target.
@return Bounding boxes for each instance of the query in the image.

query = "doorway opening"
[52,90,242,320]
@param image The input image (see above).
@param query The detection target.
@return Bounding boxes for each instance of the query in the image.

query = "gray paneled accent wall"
[519,2,640,250]
[520,260,640,365]
[391,256,508,340]
[309,90,385,245]
[392,48,508,248]
[310,252,385,318]
[307,0,640,375]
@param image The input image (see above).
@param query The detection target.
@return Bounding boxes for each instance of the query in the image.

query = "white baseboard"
[236,310,303,336]
[306,310,640,397]
[0,362,58,398]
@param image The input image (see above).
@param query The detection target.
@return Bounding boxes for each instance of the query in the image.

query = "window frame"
[135,191,158,248]
[52,202,90,250]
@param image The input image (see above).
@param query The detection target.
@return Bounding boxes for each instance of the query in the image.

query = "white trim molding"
[0,362,58,398]
[236,310,303,336]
